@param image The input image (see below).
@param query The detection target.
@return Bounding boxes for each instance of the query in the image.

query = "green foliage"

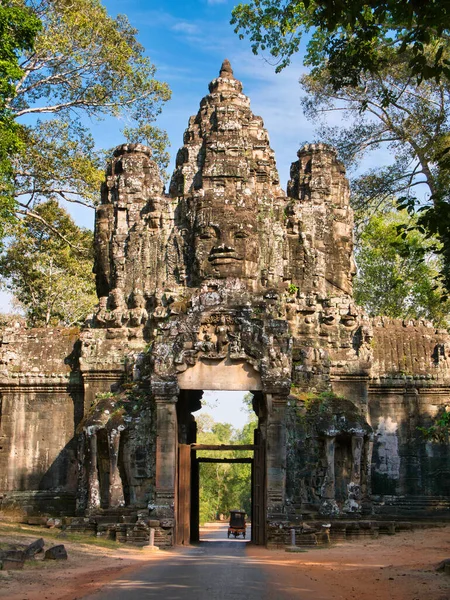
[0,1,41,242]
[290,388,346,411]
[288,283,299,295]
[354,211,450,326]
[0,200,97,326]
[12,0,171,126]
[95,391,116,400]
[231,0,450,85]
[3,0,171,242]
[197,405,257,524]
[419,408,450,444]
[15,119,104,210]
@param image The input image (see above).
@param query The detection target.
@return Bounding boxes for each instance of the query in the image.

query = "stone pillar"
[86,433,100,511]
[154,395,178,519]
[76,433,88,514]
[320,436,339,516]
[351,435,364,484]
[344,434,364,513]
[265,393,288,519]
[109,430,124,507]
[361,434,374,503]
[322,436,336,499]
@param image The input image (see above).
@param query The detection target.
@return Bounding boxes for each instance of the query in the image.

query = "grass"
[0,522,130,550]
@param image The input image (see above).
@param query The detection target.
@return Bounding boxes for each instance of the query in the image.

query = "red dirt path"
[0,524,449,599]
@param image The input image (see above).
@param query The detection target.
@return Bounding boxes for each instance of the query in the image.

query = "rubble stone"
[44,545,68,560]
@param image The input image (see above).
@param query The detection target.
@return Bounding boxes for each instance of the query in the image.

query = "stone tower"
[170,58,286,288]
[286,143,355,296]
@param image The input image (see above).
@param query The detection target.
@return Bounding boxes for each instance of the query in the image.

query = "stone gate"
[0,61,449,546]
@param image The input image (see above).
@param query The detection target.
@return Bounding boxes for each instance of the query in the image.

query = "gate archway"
[174,361,268,545]
[175,392,266,546]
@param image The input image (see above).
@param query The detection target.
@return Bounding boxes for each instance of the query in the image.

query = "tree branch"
[16,204,88,252]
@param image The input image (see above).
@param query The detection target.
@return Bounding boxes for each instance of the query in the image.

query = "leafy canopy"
[231,0,450,86]
[0,1,41,241]
[4,0,171,239]
[0,200,97,327]
[419,409,450,444]
[354,211,450,327]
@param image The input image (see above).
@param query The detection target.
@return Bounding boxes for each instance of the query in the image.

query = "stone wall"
[0,326,82,515]
[369,318,450,514]
[1,61,450,541]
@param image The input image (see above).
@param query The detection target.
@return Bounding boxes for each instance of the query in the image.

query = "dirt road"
[82,523,330,600]
[1,522,449,599]
[81,523,450,600]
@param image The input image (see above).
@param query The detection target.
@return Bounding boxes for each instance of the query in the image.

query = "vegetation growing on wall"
[419,407,450,444]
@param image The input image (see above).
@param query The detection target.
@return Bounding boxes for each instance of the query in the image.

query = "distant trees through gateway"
[195,391,256,525]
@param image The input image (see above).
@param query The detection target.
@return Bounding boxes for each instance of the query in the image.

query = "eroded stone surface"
[1,61,450,547]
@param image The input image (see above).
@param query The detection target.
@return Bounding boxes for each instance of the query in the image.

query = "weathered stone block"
[25,538,45,559]
[44,545,68,560]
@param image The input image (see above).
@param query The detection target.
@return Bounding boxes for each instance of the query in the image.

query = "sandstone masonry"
[0,61,449,546]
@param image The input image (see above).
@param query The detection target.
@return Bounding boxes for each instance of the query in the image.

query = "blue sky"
[195,391,252,429]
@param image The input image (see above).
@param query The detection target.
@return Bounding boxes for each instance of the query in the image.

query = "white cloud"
[171,21,200,36]
[130,10,202,39]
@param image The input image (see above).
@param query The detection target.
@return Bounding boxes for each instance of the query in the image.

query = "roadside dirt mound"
[248,525,450,600]
[0,523,163,600]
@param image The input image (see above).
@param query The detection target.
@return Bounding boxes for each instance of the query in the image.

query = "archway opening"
[196,391,255,542]
[176,389,265,545]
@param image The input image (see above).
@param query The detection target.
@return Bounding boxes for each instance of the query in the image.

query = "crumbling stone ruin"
[0,61,449,547]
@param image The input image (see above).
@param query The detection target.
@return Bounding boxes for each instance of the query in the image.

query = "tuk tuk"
[227,510,246,539]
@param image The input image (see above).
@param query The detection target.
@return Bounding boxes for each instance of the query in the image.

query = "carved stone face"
[194,206,259,280]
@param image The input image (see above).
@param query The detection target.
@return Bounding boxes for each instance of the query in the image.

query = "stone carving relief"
[4,59,450,550]
[193,204,259,282]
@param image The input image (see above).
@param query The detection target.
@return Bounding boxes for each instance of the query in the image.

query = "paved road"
[200,521,250,543]
[82,523,309,600]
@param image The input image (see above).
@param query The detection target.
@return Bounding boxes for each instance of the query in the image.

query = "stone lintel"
[81,371,125,386]
[154,395,178,405]
[0,381,82,393]
[178,358,262,391]
[261,380,291,396]
[151,379,179,398]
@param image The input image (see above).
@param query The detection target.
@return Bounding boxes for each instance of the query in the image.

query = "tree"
[231,0,450,86]
[4,0,171,239]
[0,200,97,326]
[354,211,450,326]
[0,1,41,241]
[196,411,256,524]
[419,408,450,444]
